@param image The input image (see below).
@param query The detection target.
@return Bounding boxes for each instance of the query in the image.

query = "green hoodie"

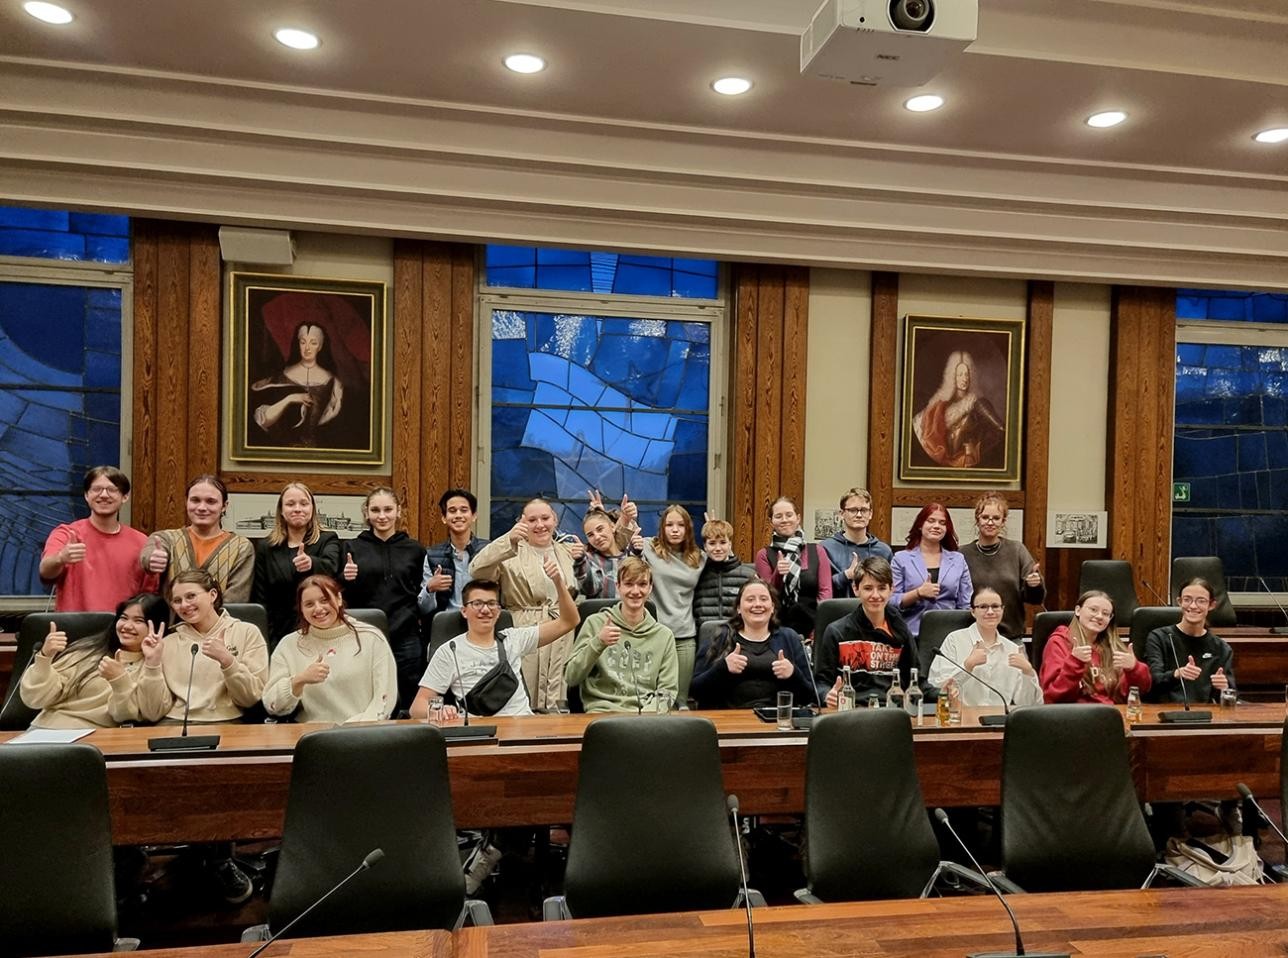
[564,604,679,712]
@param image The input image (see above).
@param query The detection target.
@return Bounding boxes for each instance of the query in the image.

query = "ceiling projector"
[800,0,978,87]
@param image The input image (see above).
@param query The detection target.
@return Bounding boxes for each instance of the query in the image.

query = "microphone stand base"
[978,714,1008,726]
[1158,710,1213,723]
[148,734,221,752]
[440,725,497,742]
[968,952,1071,957]
[1270,627,1288,635]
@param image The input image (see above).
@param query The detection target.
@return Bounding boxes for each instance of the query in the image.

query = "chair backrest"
[0,612,116,730]
[269,724,464,936]
[575,597,657,624]
[804,710,941,901]
[1171,556,1237,628]
[1000,704,1156,891]
[347,607,390,637]
[1077,560,1139,623]
[1030,611,1074,673]
[814,598,861,648]
[0,743,118,954]
[564,715,740,918]
[915,609,976,678]
[1128,606,1183,661]
[224,602,270,642]
[427,609,515,664]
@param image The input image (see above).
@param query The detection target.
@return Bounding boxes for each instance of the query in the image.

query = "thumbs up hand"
[825,675,844,708]
[343,551,358,581]
[426,564,452,592]
[61,530,86,566]
[599,621,622,647]
[292,542,313,573]
[146,534,169,574]
[725,642,748,674]
[296,653,330,687]
[1211,666,1229,691]
[1024,562,1042,587]
[1177,654,1203,681]
[98,655,125,681]
[40,621,67,658]
[771,648,794,680]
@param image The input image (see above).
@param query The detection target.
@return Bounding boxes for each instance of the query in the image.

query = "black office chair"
[224,602,270,641]
[798,710,988,903]
[915,609,975,679]
[242,724,489,944]
[0,743,138,954]
[576,596,658,620]
[426,609,515,665]
[1128,606,1183,662]
[992,705,1203,893]
[1171,557,1237,628]
[1077,560,1139,623]
[347,607,390,636]
[543,715,762,920]
[1029,611,1073,673]
[813,598,860,646]
[0,612,116,730]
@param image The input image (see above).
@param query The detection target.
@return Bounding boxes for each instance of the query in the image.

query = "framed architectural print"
[226,272,387,466]
[899,314,1025,483]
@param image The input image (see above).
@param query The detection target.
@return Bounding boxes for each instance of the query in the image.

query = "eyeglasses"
[972,604,1003,611]
[842,506,872,515]
[88,485,122,496]
[465,600,500,611]
[1179,597,1210,607]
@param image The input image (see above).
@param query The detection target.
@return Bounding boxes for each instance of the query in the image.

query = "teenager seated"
[262,575,398,723]
[1144,577,1234,704]
[565,557,678,712]
[409,561,579,720]
[926,586,1041,707]
[691,578,818,710]
[1039,590,1150,704]
[20,593,167,728]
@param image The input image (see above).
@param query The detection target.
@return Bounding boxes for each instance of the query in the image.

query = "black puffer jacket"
[692,555,757,634]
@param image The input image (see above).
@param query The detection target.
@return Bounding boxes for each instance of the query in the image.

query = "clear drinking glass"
[427,696,445,727]
[776,691,794,730]
[1220,688,1238,710]
[947,683,963,726]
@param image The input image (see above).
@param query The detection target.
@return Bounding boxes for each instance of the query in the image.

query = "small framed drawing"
[226,272,387,466]
[899,315,1026,483]
[1047,511,1109,549]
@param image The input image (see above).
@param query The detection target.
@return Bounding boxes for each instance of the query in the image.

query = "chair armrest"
[113,938,141,952]
[542,895,571,921]
[462,899,495,926]
[938,860,993,891]
[987,871,1026,894]
[793,888,824,904]
[239,924,269,943]
[737,888,768,908]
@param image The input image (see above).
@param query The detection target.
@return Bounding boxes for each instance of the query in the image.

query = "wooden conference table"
[71,885,1288,958]
[4,703,1284,846]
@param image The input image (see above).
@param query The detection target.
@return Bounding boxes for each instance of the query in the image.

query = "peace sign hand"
[141,621,165,667]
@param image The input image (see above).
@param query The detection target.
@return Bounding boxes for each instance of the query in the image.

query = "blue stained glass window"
[490,310,710,538]
[1173,290,1288,590]
[0,204,130,264]
[485,245,718,299]
[0,281,124,596]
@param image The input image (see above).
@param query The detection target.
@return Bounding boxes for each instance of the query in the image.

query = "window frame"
[475,278,729,540]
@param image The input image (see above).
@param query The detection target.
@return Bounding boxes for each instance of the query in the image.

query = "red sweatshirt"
[1040,625,1151,704]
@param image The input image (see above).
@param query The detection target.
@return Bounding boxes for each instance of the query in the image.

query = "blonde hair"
[1069,590,1127,700]
[267,482,322,547]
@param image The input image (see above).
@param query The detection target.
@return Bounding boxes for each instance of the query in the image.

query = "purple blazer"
[890,548,974,636]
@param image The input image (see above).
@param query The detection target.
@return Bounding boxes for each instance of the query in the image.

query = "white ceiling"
[0,0,1285,287]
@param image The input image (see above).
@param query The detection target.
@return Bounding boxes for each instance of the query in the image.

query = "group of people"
[28,469,1237,739]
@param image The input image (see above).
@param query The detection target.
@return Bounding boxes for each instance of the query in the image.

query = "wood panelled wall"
[728,265,809,555]
[131,220,221,533]
[131,226,473,542]
[391,240,476,542]
[1107,286,1177,603]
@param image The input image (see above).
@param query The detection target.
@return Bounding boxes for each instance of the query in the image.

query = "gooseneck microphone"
[1257,577,1288,635]
[934,809,1069,958]
[1236,783,1288,848]
[622,638,642,715]
[149,643,220,752]
[247,848,384,958]
[1139,578,1170,606]
[727,795,756,958]
[1157,630,1212,724]
[449,639,471,727]
[933,648,1011,726]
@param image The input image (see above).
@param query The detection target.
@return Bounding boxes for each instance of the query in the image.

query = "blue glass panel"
[1172,516,1214,557]
[493,340,536,390]
[668,452,707,502]
[537,265,593,292]
[0,208,69,230]
[1176,295,1208,320]
[68,212,129,236]
[494,387,536,405]
[492,406,530,448]
[1176,344,1205,365]
[1207,296,1251,322]
[491,447,557,499]
[671,259,719,299]
[0,493,81,595]
[487,245,536,268]
[485,244,717,298]
[0,230,84,260]
[0,283,89,377]
[672,417,709,455]
[1238,471,1260,509]
[488,265,536,288]
[537,248,591,266]
[1238,433,1268,472]
[84,236,130,263]
[1176,399,1223,425]
[589,252,619,294]
[613,259,673,297]
[85,350,120,388]
[1267,430,1288,468]
[1253,296,1288,324]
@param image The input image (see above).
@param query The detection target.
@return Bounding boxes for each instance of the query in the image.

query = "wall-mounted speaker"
[218,226,295,265]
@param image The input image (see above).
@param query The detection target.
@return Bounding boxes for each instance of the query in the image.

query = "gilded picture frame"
[226,272,387,466]
[899,314,1025,483]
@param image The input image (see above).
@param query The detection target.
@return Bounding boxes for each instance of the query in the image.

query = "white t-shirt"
[419,625,540,717]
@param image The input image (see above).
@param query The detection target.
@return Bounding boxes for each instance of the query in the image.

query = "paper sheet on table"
[4,728,94,745]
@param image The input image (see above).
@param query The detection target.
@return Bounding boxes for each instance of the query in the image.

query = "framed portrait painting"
[899,315,1025,483]
[226,272,387,466]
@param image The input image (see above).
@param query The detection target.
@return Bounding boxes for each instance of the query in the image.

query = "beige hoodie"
[137,611,269,723]
[21,649,145,729]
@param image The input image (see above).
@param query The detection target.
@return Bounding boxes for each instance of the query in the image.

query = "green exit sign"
[1173,482,1191,503]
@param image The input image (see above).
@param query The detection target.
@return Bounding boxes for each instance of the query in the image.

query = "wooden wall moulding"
[728,264,809,557]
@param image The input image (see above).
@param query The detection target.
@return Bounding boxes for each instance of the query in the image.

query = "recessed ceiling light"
[904,94,944,113]
[274,28,320,50]
[23,2,73,24]
[1253,127,1288,144]
[1086,110,1128,128]
[712,77,752,96]
[504,53,546,74]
